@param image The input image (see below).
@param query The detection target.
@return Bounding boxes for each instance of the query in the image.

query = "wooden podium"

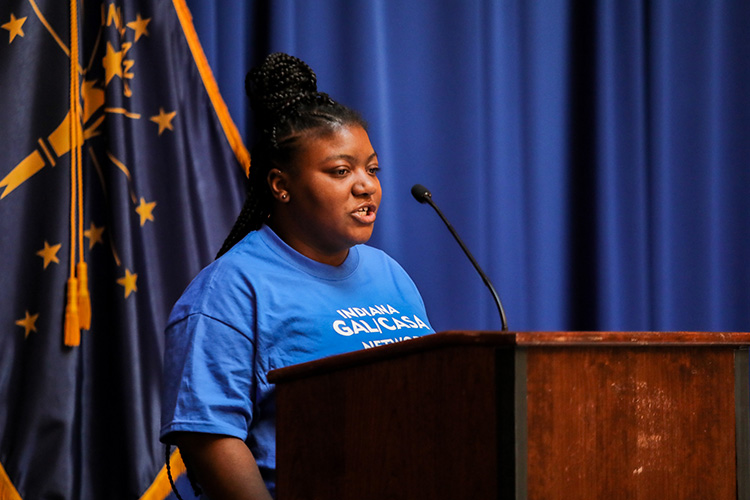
[268,331,750,499]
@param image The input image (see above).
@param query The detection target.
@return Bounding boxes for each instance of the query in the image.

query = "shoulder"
[352,245,422,294]
[167,230,278,326]
[356,244,408,273]
[356,243,393,262]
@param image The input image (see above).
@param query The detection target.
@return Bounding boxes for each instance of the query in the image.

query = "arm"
[173,432,273,500]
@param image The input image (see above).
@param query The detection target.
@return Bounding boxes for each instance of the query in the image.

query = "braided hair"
[216,53,368,258]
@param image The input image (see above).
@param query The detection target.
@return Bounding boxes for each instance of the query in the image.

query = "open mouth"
[352,205,377,223]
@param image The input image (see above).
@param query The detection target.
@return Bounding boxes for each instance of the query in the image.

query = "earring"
[281,193,287,200]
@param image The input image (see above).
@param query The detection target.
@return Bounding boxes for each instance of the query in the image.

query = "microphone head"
[411,184,432,203]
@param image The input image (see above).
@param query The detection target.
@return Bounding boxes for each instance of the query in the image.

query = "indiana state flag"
[0,1,247,498]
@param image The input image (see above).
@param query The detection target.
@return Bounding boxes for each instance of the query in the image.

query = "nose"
[352,168,379,197]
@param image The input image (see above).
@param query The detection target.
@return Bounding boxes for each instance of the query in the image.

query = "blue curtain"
[186,0,750,333]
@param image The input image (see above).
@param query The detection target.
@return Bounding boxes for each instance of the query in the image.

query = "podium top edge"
[510,330,750,345]
[268,330,750,384]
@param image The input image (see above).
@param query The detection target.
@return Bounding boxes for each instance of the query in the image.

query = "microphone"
[411,184,509,331]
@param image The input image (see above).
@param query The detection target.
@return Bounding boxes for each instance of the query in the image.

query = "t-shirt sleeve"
[160,312,256,443]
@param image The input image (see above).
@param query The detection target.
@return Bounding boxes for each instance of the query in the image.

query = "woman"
[160,53,433,499]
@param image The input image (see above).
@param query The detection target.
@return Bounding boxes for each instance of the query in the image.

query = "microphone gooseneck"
[411,183,509,331]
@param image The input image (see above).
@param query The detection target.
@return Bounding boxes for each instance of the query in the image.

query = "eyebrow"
[324,152,378,163]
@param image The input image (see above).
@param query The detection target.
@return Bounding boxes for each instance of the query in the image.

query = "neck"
[266,217,349,266]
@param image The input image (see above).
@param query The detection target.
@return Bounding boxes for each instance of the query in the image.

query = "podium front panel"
[270,331,750,500]
[274,344,511,499]
[523,346,740,499]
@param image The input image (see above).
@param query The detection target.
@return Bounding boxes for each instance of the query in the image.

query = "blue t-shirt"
[160,225,433,494]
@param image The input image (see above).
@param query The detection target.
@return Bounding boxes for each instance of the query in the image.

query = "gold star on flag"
[117,269,138,298]
[15,310,39,338]
[84,222,105,249]
[127,14,151,42]
[36,241,62,269]
[135,197,156,226]
[150,108,177,135]
[2,14,27,44]
[102,41,124,85]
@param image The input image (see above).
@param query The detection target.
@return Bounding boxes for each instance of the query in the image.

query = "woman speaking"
[160,52,433,499]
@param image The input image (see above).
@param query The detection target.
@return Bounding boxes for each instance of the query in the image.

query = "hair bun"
[246,53,319,124]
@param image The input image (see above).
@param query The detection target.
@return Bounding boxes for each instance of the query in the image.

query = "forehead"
[297,124,375,162]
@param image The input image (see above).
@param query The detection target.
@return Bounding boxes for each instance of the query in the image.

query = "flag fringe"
[171,0,251,177]
[0,460,22,500]
[138,449,187,500]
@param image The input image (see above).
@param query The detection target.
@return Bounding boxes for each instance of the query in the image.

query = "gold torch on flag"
[0,1,248,498]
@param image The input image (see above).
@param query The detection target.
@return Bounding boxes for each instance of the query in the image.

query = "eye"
[331,167,349,176]
[368,165,380,175]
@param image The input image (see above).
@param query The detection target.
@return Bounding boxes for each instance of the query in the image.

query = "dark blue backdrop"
[186,0,750,333]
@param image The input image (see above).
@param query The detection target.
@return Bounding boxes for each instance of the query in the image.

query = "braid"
[215,190,256,259]
[165,444,202,499]
[215,153,272,258]
[216,53,367,258]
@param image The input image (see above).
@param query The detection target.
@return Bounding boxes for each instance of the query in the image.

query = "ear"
[267,168,290,202]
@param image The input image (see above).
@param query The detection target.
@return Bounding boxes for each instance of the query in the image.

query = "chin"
[349,228,374,246]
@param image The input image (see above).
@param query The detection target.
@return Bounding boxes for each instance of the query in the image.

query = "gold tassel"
[64,277,80,346]
[65,0,83,347]
[77,261,91,329]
